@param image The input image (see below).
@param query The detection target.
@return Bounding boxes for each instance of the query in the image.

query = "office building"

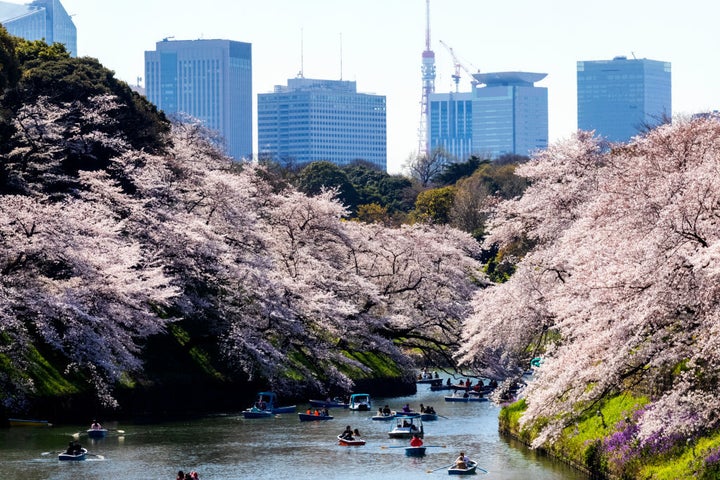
[428,71,548,161]
[428,91,473,161]
[577,56,672,143]
[145,38,252,161]
[258,77,387,171]
[0,0,76,56]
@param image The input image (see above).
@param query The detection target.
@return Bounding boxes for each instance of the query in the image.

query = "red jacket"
[410,436,424,447]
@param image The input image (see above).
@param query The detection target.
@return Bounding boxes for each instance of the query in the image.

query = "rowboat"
[388,415,424,439]
[444,395,470,402]
[405,446,427,457]
[8,418,51,427]
[87,428,108,439]
[337,434,366,446]
[430,384,454,391]
[243,391,296,417]
[348,393,372,411]
[298,412,334,422]
[241,407,274,419]
[58,448,87,461]
[420,412,439,421]
[371,412,396,421]
[448,460,478,475]
[308,398,349,409]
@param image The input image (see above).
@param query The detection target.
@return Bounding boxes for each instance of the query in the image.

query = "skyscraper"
[144,38,253,161]
[0,0,76,56]
[428,91,473,161]
[577,56,672,143]
[257,77,387,171]
[428,71,548,161]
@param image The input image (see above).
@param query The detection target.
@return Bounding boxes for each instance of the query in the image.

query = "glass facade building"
[577,56,671,143]
[258,78,387,171]
[145,39,253,161]
[0,0,76,56]
[429,72,548,161]
[428,92,473,162]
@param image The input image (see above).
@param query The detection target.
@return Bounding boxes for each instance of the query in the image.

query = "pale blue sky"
[27,1,720,172]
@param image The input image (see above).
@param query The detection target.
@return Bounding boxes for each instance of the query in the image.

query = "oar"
[382,444,447,449]
[426,463,454,473]
[437,415,450,419]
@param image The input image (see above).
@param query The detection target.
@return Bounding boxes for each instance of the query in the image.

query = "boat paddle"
[381,444,446,449]
[425,463,454,473]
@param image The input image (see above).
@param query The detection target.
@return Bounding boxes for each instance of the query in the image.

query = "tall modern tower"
[0,0,76,56]
[577,56,672,143]
[419,0,435,157]
[257,77,387,171]
[145,38,253,161]
[428,71,547,161]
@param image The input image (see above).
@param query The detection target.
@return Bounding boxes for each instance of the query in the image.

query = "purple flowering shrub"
[700,447,720,480]
[603,407,691,477]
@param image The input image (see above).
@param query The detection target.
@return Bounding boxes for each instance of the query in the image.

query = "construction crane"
[439,40,479,92]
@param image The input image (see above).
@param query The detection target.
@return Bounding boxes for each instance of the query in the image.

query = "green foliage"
[436,155,490,186]
[412,185,456,224]
[342,161,415,214]
[0,25,20,92]
[14,37,71,64]
[2,47,168,156]
[355,202,388,224]
[296,161,359,212]
[473,162,529,200]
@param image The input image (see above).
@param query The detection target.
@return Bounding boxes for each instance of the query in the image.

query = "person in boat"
[454,452,470,469]
[410,433,423,447]
[446,377,452,386]
[419,403,425,413]
[434,371,439,378]
[314,409,320,416]
[176,471,185,480]
[306,408,312,414]
[70,441,83,455]
[90,420,102,430]
[340,425,354,440]
[322,408,330,416]
[427,405,436,414]
[353,428,361,438]
[402,403,412,413]
[382,404,392,415]
[65,441,76,455]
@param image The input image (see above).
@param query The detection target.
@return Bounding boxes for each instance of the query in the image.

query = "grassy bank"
[499,394,720,479]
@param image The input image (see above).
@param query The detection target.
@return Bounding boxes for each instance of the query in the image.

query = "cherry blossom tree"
[460,119,720,450]
[1,89,487,407]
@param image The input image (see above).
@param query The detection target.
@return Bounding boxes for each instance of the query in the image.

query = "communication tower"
[418,0,435,157]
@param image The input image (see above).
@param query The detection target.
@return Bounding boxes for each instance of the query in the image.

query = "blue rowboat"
[58,448,87,461]
[87,428,108,439]
[298,412,334,422]
[405,446,427,457]
[448,460,479,475]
